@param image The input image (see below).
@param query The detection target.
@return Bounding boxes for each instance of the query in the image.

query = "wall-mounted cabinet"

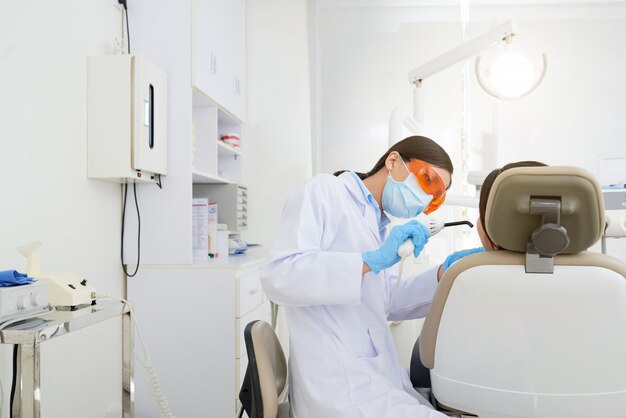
[192,0,245,122]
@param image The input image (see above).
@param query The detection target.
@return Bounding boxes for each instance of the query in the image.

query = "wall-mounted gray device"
[87,55,167,183]
[193,184,248,232]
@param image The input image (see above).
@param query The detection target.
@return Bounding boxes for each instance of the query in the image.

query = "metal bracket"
[525,197,570,274]
[530,198,561,224]
[526,241,555,273]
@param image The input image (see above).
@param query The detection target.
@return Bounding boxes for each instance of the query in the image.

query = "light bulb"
[488,50,535,97]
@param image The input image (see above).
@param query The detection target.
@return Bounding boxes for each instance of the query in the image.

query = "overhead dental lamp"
[390,20,548,144]
[408,20,547,101]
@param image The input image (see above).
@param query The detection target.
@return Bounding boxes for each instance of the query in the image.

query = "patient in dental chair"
[413,160,547,391]
[475,161,547,251]
[435,161,547,281]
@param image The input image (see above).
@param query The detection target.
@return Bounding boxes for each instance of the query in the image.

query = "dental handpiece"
[397,218,475,258]
[397,218,441,258]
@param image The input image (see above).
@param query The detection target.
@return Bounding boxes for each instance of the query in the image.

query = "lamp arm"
[475,53,548,101]
[413,85,424,129]
[409,20,517,84]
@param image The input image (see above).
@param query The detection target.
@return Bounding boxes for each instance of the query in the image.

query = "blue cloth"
[0,270,36,287]
[442,247,485,270]
[362,220,429,274]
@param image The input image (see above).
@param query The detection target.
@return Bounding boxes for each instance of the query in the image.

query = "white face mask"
[381,159,432,218]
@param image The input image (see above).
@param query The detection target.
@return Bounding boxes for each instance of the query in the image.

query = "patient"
[416,160,547,389]
[437,161,547,280]
[476,161,547,251]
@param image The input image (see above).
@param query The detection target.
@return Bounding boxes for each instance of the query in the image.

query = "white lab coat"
[261,172,446,418]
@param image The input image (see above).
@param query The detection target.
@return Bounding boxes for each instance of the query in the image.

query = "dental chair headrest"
[485,166,605,254]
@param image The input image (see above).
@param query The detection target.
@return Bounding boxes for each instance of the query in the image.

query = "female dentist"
[261,136,454,418]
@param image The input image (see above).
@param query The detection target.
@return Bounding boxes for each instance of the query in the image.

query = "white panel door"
[127,267,236,418]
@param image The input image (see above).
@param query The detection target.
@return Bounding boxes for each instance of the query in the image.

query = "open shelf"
[192,168,233,184]
[192,86,241,125]
[192,86,242,186]
[217,141,242,157]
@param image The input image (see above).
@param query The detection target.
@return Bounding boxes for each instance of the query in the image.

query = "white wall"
[243,0,313,247]
[0,1,125,416]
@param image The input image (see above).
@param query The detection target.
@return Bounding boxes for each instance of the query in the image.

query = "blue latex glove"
[0,270,36,287]
[362,220,430,274]
[442,247,485,271]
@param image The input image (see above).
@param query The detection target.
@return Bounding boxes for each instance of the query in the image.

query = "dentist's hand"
[362,220,430,274]
[437,247,485,281]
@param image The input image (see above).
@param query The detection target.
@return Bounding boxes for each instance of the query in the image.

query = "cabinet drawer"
[237,271,263,317]
[236,301,272,359]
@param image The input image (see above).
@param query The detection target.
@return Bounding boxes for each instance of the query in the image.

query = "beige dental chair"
[238,320,290,418]
[417,166,626,418]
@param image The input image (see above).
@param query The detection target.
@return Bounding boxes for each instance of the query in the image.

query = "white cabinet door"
[193,0,226,107]
[193,0,245,120]
[231,0,246,120]
[127,268,236,418]
[218,0,236,114]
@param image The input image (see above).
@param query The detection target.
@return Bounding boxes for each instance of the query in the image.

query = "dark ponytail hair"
[334,136,454,184]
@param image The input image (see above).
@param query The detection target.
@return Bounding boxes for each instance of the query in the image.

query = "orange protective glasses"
[408,159,447,214]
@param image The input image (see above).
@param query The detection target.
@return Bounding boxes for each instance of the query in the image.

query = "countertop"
[134,246,270,270]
